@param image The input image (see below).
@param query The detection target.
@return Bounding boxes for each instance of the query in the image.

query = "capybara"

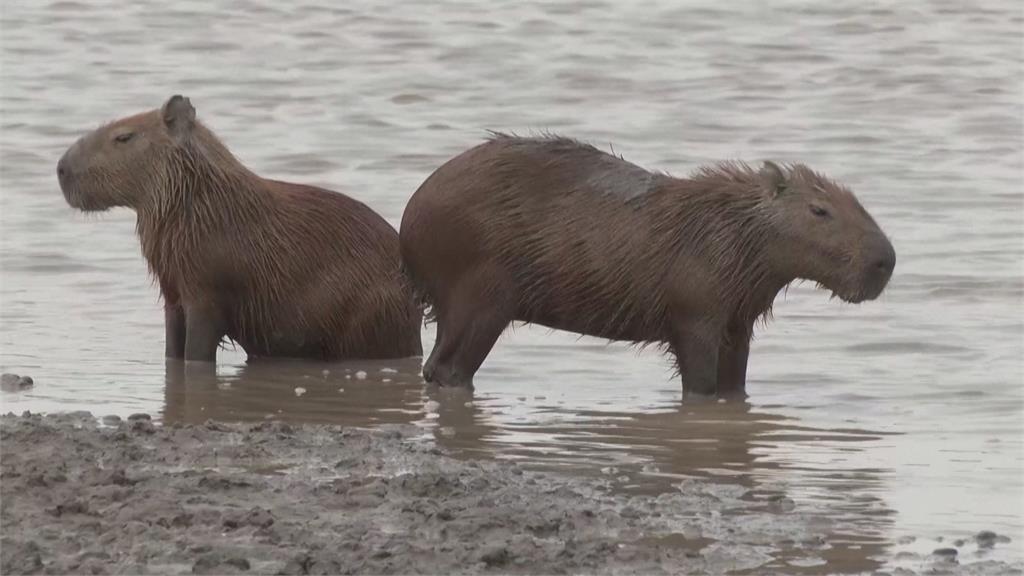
[57,95,422,362]
[400,134,895,395]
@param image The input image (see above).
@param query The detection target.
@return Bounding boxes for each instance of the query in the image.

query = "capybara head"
[755,161,894,303]
[57,95,197,211]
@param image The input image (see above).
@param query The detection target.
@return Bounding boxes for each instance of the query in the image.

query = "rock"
[101,415,122,426]
[192,553,250,574]
[225,507,274,530]
[204,420,228,432]
[225,557,251,570]
[1,373,33,391]
[105,469,133,486]
[620,506,641,519]
[130,419,155,435]
[931,547,958,562]
[277,553,341,575]
[480,547,510,567]
[976,530,998,548]
[50,499,90,517]
[127,413,151,421]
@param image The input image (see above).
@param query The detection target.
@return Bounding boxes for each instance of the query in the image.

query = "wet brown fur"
[400,133,894,394]
[58,96,422,361]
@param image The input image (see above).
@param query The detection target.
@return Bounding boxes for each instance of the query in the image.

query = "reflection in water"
[162,357,426,427]
[428,390,894,574]
[157,358,898,572]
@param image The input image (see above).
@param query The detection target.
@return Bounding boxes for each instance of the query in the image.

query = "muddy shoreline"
[1,412,1018,575]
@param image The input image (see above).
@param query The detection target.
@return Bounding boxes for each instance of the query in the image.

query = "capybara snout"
[401,134,893,395]
[60,95,422,362]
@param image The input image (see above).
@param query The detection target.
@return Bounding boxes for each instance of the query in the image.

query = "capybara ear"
[760,160,787,198]
[161,95,196,142]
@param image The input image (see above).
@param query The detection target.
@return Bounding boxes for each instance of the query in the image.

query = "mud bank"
[1,413,1017,575]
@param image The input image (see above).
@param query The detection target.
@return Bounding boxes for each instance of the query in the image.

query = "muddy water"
[1,0,1022,572]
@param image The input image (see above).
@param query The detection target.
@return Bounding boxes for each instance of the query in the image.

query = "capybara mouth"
[829,276,888,304]
[60,184,106,212]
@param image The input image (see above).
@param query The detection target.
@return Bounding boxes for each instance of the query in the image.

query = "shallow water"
[1,0,1022,572]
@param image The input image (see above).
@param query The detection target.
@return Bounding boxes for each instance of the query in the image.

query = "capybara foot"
[426,362,474,388]
[422,358,437,383]
[681,389,719,403]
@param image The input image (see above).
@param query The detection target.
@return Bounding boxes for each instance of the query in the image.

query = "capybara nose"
[872,242,896,277]
[57,154,69,182]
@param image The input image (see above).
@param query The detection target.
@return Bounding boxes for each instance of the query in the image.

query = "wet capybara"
[400,134,895,395]
[57,95,422,362]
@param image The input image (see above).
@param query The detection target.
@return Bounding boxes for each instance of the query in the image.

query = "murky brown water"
[2,0,1022,572]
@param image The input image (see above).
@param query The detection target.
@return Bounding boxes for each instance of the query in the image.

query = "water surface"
[2,0,1022,572]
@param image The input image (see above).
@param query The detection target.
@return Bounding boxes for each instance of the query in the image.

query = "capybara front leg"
[184,305,224,362]
[443,311,509,387]
[672,322,720,397]
[165,304,186,359]
[428,274,512,387]
[716,323,752,397]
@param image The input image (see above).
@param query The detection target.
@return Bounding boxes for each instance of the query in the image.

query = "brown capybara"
[57,95,422,362]
[400,134,895,396]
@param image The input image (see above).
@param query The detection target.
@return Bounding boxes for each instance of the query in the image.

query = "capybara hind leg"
[184,305,225,363]
[672,322,720,397]
[165,304,186,359]
[716,324,751,397]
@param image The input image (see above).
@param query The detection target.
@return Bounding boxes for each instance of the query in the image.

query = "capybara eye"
[114,132,135,144]
[810,204,830,218]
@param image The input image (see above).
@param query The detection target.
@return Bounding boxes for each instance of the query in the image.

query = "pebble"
[382,378,392,383]
[321,370,330,378]
[294,387,306,397]
[355,371,367,380]
[337,388,345,393]
[423,400,440,413]
[380,368,397,374]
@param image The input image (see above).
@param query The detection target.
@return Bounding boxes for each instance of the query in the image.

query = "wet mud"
[2,412,1018,575]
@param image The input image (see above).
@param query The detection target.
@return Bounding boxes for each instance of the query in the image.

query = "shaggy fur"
[400,133,894,393]
[58,95,422,361]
